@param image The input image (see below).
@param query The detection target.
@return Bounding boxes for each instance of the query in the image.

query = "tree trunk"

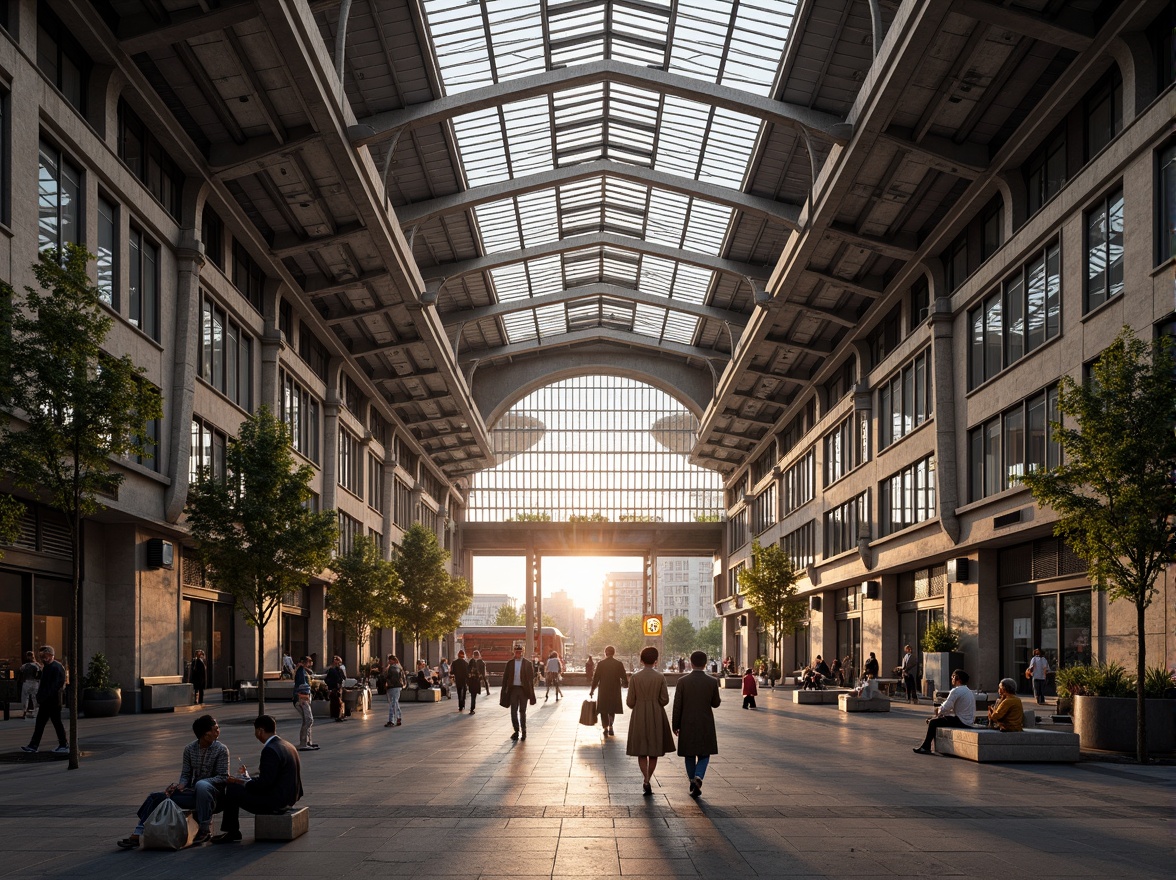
[258,614,267,717]
[68,508,81,770]
[1136,596,1147,763]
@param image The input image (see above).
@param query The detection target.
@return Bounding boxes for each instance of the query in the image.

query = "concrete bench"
[266,681,295,702]
[793,689,851,704]
[401,687,442,703]
[254,807,309,841]
[141,676,193,712]
[935,727,1079,762]
[838,693,891,712]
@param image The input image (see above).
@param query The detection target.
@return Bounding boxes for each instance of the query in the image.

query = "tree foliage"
[663,614,696,658]
[568,511,609,522]
[328,534,400,661]
[0,245,162,769]
[1020,327,1176,762]
[738,541,807,668]
[508,512,551,522]
[185,406,337,714]
[390,523,471,656]
[494,603,523,625]
[617,614,645,659]
[695,618,722,658]
[0,494,24,558]
[586,619,620,655]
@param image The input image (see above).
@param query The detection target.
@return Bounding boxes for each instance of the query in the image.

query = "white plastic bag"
[141,797,196,850]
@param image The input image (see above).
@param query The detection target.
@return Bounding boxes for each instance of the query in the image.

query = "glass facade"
[469,376,722,522]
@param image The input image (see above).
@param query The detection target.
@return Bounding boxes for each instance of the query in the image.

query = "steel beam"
[955,0,1094,52]
[458,328,730,364]
[395,159,802,228]
[118,1,259,55]
[349,60,849,147]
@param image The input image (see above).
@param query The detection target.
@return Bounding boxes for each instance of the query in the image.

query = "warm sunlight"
[472,555,645,619]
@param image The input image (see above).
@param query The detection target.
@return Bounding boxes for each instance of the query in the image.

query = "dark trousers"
[193,686,205,704]
[742,695,756,709]
[329,688,343,720]
[219,784,286,833]
[456,683,468,710]
[919,715,969,751]
[469,687,478,711]
[1032,678,1046,704]
[509,686,529,733]
[903,674,917,702]
[29,697,67,749]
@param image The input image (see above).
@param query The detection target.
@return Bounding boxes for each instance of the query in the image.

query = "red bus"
[457,626,566,673]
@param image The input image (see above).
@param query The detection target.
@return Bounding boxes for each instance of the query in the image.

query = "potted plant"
[1066,662,1175,753]
[81,652,121,717]
[920,622,963,696]
[309,678,331,717]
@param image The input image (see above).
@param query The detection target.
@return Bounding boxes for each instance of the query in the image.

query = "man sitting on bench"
[912,669,975,755]
[213,715,303,843]
[117,714,229,848]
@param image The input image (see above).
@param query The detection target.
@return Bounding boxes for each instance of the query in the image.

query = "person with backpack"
[384,654,405,727]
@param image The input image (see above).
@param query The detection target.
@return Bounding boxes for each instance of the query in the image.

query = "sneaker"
[384,722,394,727]
[912,747,932,755]
[116,836,140,850]
[211,830,242,844]
[53,745,70,754]
[191,829,212,846]
[20,746,37,754]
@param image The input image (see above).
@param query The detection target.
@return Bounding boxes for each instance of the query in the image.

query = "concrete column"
[163,228,206,523]
[308,584,328,671]
[380,440,395,558]
[321,359,344,512]
[929,296,961,543]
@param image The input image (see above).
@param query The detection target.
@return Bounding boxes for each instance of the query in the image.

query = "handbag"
[579,699,598,726]
[1024,667,1033,679]
[141,797,196,850]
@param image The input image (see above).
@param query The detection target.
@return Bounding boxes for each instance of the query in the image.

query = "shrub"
[920,621,961,652]
[82,652,118,691]
[1055,661,1132,698]
[1142,665,1176,699]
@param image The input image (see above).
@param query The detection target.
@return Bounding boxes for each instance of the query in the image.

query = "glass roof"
[421,0,796,349]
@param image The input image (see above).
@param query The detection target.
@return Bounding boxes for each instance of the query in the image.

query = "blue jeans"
[684,755,710,780]
[387,687,402,723]
[134,780,220,833]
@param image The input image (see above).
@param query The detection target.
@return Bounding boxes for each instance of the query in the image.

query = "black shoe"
[469,710,475,714]
[521,732,527,740]
[642,782,652,796]
[912,747,931,754]
[511,731,519,741]
[116,836,140,849]
[212,831,242,844]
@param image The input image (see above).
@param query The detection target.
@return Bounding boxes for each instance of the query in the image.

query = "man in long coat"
[672,650,720,798]
[499,644,536,741]
[590,645,628,736]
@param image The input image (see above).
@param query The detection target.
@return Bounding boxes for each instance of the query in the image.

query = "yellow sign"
[642,615,663,637]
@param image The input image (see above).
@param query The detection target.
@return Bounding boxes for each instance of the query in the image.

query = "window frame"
[1084,186,1124,313]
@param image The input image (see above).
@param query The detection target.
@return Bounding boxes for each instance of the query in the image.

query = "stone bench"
[141,676,193,712]
[934,727,1080,762]
[401,687,441,703]
[838,693,891,712]
[793,689,851,704]
[254,807,309,841]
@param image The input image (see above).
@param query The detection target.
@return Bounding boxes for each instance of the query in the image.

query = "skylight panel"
[485,0,546,81]
[502,310,537,342]
[681,201,733,255]
[638,255,677,291]
[515,190,561,248]
[643,190,690,248]
[652,96,709,178]
[474,200,523,253]
[669,264,713,305]
[534,303,566,336]
[501,97,555,176]
[452,109,512,185]
[663,309,700,344]
[489,263,532,301]
[526,255,565,296]
[632,302,665,337]
[422,0,494,93]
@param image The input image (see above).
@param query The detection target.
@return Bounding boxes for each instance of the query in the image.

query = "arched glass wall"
[468,376,722,522]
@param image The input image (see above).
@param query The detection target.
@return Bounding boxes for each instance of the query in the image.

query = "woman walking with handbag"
[384,655,405,727]
[626,646,675,796]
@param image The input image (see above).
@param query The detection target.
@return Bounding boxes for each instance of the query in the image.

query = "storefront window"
[33,578,71,669]
[1062,593,1092,666]
[183,598,234,688]
[0,571,23,668]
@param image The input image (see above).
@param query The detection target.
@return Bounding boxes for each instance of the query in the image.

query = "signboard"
[642,614,663,637]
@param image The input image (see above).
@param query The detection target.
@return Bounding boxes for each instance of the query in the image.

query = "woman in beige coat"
[626,646,676,795]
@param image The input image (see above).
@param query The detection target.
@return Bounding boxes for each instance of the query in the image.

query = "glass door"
[1002,597,1034,695]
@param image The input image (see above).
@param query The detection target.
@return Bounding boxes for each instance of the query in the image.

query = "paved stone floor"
[1,686,1172,878]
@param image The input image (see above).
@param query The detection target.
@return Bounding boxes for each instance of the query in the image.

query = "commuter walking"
[590,645,628,736]
[584,655,595,684]
[18,651,40,719]
[293,656,318,750]
[385,654,405,727]
[626,646,675,796]
[467,650,487,714]
[900,644,918,703]
[1027,648,1050,705]
[325,655,346,722]
[672,650,721,798]
[544,651,564,701]
[742,668,758,709]
[21,645,68,754]
[499,644,536,741]
[190,649,207,705]
[451,650,471,712]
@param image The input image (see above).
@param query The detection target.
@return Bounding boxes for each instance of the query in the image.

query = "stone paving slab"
[1,687,1172,878]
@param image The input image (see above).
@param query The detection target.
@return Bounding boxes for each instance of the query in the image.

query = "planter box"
[310,700,330,717]
[1073,695,1175,753]
[921,652,964,695]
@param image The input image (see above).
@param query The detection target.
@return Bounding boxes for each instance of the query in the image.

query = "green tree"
[328,535,401,667]
[586,619,620,655]
[390,523,471,659]
[0,494,23,556]
[693,512,721,523]
[186,406,337,716]
[738,541,807,672]
[0,245,161,769]
[617,614,645,662]
[508,512,551,522]
[568,511,609,522]
[663,614,696,658]
[495,603,523,626]
[695,618,722,659]
[542,613,557,628]
[1021,328,1176,763]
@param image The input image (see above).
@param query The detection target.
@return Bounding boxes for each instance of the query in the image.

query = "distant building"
[544,589,587,656]
[656,557,716,632]
[463,593,517,627]
[602,571,644,623]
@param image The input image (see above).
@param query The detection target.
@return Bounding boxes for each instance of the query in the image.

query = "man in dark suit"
[213,715,303,843]
[22,645,67,754]
[498,644,536,741]
[672,650,721,799]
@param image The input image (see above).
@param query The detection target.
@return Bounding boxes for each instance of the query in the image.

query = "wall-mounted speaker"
[946,557,969,583]
[861,580,879,599]
[809,596,822,612]
[738,614,748,627]
[145,538,174,570]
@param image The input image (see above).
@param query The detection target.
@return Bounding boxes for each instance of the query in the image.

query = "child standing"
[742,668,758,709]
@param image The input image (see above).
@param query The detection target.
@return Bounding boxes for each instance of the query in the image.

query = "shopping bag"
[579,699,598,726]
[141,797,197,850]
